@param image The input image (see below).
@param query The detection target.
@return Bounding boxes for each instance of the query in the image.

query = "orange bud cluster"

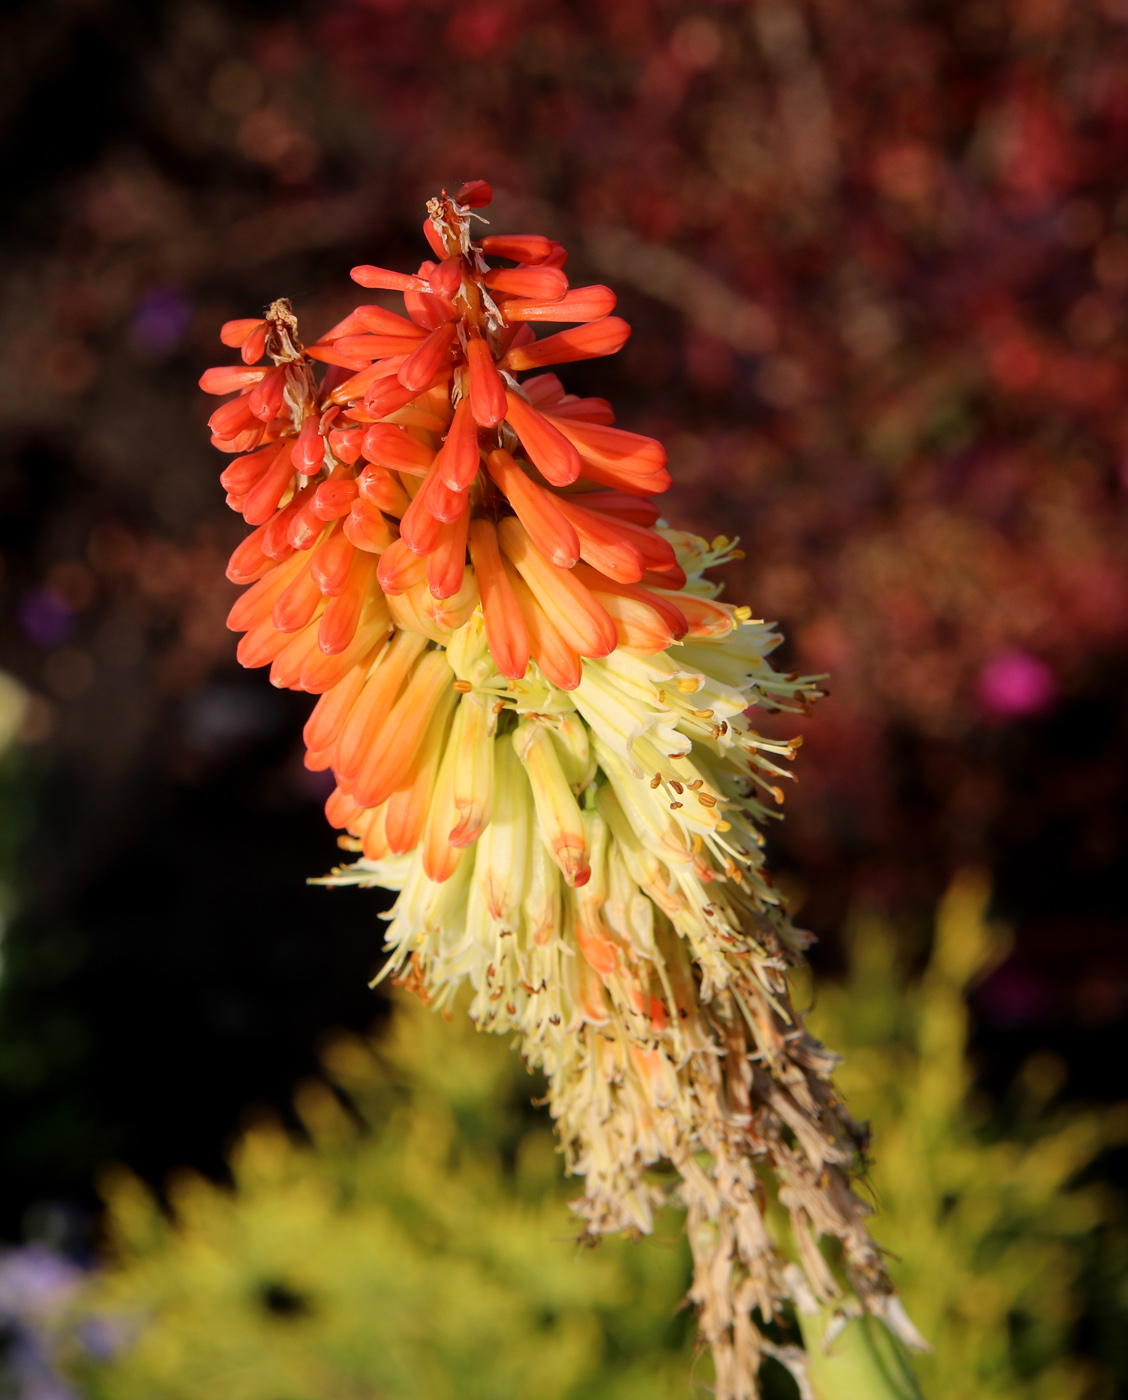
[199,182,696,860]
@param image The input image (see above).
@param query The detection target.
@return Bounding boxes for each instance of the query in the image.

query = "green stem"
[798,1308,924,1400]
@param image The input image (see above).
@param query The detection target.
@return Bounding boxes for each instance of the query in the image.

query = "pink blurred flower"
[977,649,1056,719]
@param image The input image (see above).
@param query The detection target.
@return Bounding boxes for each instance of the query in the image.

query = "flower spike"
[203,185,921,1400]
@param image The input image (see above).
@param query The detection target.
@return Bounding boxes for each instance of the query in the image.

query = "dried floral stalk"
[201,181,925,1398]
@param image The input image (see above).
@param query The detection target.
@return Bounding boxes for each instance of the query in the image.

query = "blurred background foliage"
[0,0,1127,1393]
[70,1001,695,1400]
[13,870,1116,1399]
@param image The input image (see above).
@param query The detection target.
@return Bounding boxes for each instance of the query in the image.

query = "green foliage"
[806,870,1122,1400]
[65,872,1122,1399]
[70,998,696,1400]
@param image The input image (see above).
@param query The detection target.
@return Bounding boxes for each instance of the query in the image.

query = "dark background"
[0,0,1125,1286]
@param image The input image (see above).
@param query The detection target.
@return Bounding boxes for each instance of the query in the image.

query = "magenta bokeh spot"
[977,649,1056,719]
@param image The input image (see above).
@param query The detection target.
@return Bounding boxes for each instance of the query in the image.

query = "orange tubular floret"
[287,494,326,551]
[344,498,397,554]
[384,693,453,854]
[572,458,671,497]
[329,428,364,463]
[301,600,389,692]
[353,305,427,338]
[362,424,435,477]
[485,449,579,568]
[308,334,422,369]
[428,257,462,299]
[466,335,507,429]
[426,511,470,599]
[521,373,566,407]
[237,617,289,670]
[424,467,469,525]
[468,519,530,680]
[376,538,428,595]
[420,740,464,884]
[227,548,309,633]
[325,785,363,829]
[226,523,277,583]
[270,623,323,689]
[598,514,680,576]
[502,286,617,323]
[398,466,444,555]
[500,317,632,371]
[356,466,409,517]
[313,478,358,521]
[573,491,662,526]
[265,483,316,556]
[220,444,279,496]
[351,650,454,809]
[273,553,327,634]
[199,366,267,395]
[503,393,582,486]
[419,570,479,635]
[404,269,460,330]
[220,317,266,348]
[334,630,428,783]
[479,233,553,263]
[248,369,286,422]
[310,527,355,596]
[303,658,375,752]
[351,265,426,292]
[290,418,326,475]
[497,518,617,659]
[578,588,676,654]
[505,563,583,691]
[436,398,481,491]
[241,324,268,363]
[455,179,493,208]
[551,495,646,583]
[340,333,428,361]
[318,550,381,655]
[398,322,458,392]
[483,266,568,301]
[357,804,389,861]
[572,564,689,641]
[209,395,262,442]
[328,359,405,406]
[542,413,667,476]
[364,377,431,420]
[649,589,734,639]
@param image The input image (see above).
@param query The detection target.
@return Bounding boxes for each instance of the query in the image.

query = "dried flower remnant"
[201,182,924,1398]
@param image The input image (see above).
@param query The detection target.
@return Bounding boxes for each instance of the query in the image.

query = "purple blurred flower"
[977,649,1056,719]
[0,1245,82,1319]
[19,590,74,649]
[129,285,193,356]
[0,1246,85,1400]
